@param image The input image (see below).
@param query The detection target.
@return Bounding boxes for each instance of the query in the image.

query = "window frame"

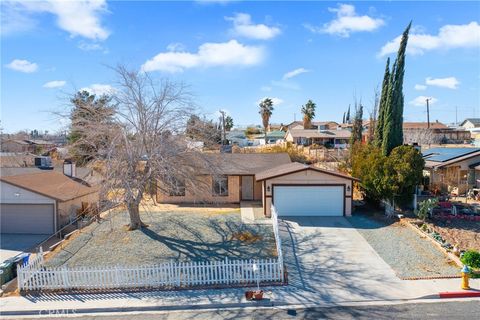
[168,177,186,197]
[212,175,229,197]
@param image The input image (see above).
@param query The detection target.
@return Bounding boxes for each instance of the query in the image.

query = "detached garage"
[255,162,359,217]
[1,171,99,235]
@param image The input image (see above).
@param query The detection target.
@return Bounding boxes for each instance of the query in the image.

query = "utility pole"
[426,98,431,129]
[219,110,226,146]
[455,106,458,126]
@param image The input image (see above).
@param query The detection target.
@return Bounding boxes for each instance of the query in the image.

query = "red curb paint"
[439,291,480,298]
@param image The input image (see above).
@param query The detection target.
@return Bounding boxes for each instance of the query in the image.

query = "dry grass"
[231,231,262,243]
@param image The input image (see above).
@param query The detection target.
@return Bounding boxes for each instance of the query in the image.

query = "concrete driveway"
[0,234,49,263]
[278,216,419,303]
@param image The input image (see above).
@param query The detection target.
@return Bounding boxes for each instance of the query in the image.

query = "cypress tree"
[342,112,346,124]
[375,57,390,148]
[346,105,351,123]
[381,22,411,155]
[350,102,363,145]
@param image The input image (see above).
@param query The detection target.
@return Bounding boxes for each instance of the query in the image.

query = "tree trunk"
[127,201,145,230]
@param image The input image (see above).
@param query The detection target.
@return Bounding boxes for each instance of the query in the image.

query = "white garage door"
[0,204,54,234]
[273,185,344,216]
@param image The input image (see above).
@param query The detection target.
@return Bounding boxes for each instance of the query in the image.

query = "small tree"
[259,98,274,144]
[301,100,316,129]
[68,90,115,164]
[225,115,234,131]
[416,198,438,221]
[350,101,363,145]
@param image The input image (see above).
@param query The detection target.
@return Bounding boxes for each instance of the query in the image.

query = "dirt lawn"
[418,218,480,252]
[45,208,276,268]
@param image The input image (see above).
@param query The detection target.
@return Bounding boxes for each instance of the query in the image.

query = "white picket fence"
[17,205,286,291]
[270,205,284,268]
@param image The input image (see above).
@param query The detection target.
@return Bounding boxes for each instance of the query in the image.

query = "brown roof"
[255,162,359,181]
[203,153,291,175]
[0,171,98,202]
[403,122,447,129]
[288,129,351,139]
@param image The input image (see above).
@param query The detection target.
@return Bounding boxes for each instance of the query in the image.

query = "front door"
[241,176,254,200]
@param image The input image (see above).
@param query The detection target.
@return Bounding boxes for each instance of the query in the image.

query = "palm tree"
[301,100,316,129]
[259,98,274,144]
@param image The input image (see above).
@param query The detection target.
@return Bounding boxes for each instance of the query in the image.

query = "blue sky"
[1,0,479,133]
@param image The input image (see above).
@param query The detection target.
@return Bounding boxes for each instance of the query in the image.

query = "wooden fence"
[17,256,283,291]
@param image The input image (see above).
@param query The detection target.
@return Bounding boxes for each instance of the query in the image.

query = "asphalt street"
[6,300,480,320]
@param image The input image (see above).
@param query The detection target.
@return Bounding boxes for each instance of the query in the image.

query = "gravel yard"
[45,210,276,267]
[348,213,460,279]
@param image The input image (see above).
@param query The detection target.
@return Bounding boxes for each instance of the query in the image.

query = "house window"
[212,176,229,196]
[168,178,186,196]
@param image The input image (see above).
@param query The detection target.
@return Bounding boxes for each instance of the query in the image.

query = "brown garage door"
[0,204,54,234]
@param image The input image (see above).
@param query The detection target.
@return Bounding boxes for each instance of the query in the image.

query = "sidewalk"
[1,278,479,317]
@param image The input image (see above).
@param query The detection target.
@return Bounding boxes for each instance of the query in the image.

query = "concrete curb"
[439,291,480,298]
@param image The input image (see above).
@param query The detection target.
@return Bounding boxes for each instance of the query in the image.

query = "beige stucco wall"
[429,156,480,193]
[260,169,353,217]
[253,180,262,201]
[57,192,99,228]
[157,175,241,204]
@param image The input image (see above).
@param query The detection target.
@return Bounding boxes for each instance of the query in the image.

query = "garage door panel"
[0,204,54,234]
[273,185,344,216]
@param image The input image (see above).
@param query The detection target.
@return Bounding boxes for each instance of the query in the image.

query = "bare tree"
[367,86,380,144]
[70,66,218,230]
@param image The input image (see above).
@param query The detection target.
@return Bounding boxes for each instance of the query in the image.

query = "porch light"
[347,185,351,192]
[267,185,271,192]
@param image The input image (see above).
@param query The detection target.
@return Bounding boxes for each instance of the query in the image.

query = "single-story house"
[256,162,358,217]
[285,128,351,148]
[0,139,56,154]
[157,153,291,204]
[156,153,358,217]
[286,121,339,131]
[422,147,480,194]
[226,130,249,147]
[0,171,99,235]
[460,118,480,130]
[265,130,286,144]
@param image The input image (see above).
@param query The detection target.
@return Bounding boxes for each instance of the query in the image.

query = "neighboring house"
[286,121,339,131]
[1,139,56,153]
[255,162,359,217]
[265,130,286,144]
[459,118,480,130]
[157,153,358,217]
[157,153,291,204]
[0,171,99,235]
[285,128,351,148]
[403,122,470,145]
[422,147,480,194]
[226,130,249,147]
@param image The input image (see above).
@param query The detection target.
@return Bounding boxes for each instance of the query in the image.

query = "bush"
[417,198,438,221]
[461,250,480,269]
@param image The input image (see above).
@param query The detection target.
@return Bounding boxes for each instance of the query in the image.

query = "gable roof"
[255,162,359,181]
[203,153,291,175]
[403,122,448,129]
[287,129,351,139]
[0,171,98,202]
[460,118,480,127]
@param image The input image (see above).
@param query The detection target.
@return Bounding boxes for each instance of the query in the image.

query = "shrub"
[461,250,480,269]
[417,198,438,221]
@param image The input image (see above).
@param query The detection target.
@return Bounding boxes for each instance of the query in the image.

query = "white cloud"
[225,13,281,40]
[425,77,459,89]
[260,86,272,92]
[306,3,384,37]
[141,40,265,73]
[257,97,283,106]
[379,22,480,56]
[81,84,116,96]
[282,68,310,80]
[414,84,427,91]
[43,80,66,88]
[78,41,104,51]
[2,0,109,41]
[410,96,438,107]
[166,42,186,52]
[5,59,38,73]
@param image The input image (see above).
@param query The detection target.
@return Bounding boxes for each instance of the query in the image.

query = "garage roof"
[0,171,98,202]
[255,162,359,181]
